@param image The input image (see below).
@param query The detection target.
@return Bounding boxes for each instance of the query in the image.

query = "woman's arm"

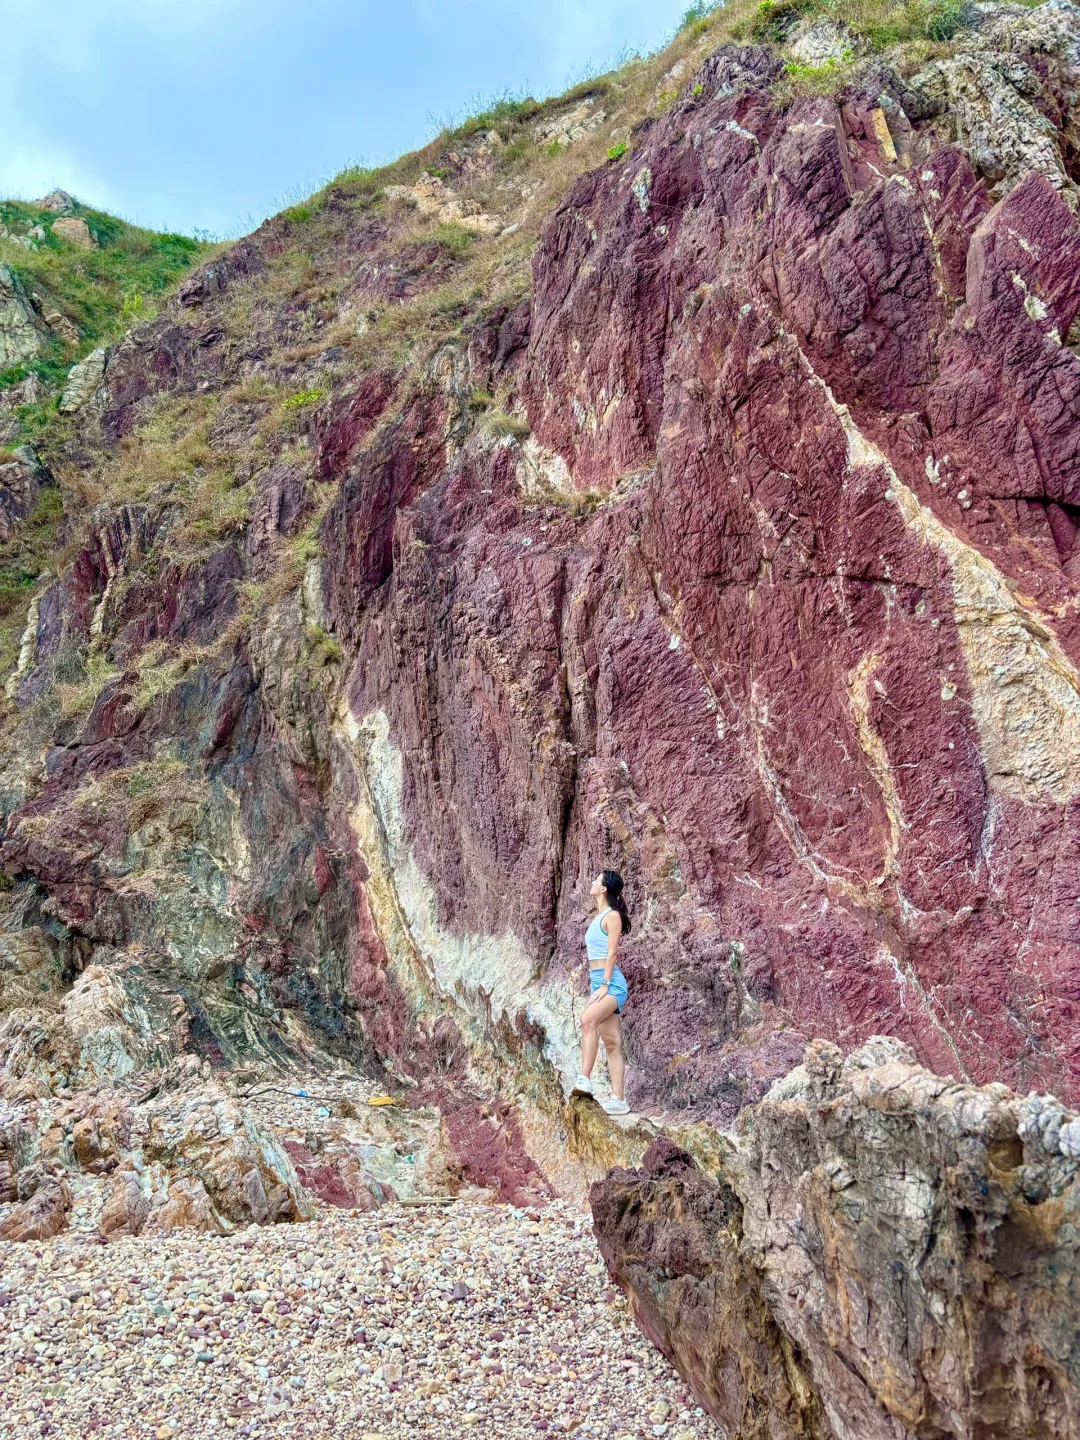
[598,912,622,990]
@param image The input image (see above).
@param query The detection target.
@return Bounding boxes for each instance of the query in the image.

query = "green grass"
[742,0,977,46]
[435,222,473,260]
[450,93,545,145]
[0,198,213,397]
[0,485,64,678]
[779,51,857,95]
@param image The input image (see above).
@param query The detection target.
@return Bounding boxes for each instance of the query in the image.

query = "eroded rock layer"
[2,10,1080,1423]
[592,1039,1080,1440]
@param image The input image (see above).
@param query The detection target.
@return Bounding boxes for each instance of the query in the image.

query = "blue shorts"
[590,967,628,1013]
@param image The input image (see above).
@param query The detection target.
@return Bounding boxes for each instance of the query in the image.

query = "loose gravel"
[0,1198,724,1439]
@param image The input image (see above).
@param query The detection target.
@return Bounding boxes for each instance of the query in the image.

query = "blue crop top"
[585,907,613,962]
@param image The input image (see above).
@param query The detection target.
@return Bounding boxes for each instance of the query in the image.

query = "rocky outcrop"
[0,444,49,542]
[591,1038,1080,1440]
[37,190,75,215]
[0,265,44,369]
[51,216,95,250]
[58,345,108,413]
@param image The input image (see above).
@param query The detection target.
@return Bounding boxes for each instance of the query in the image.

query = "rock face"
[0,444,49,542]
[0,264,44,368]
[592,1038,1080,1440]
[4,8,1080,1116]
[3,12,1080,1422]
[58,345,107,412]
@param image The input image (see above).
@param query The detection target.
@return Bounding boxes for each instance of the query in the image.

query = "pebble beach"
[0,1198,724,1440]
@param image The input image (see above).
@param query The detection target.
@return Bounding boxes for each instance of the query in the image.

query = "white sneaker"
[570,1074,594,1097]
[602,1096,630,1116]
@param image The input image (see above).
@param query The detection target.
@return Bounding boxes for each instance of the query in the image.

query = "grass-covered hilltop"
[0,194,212,677]
[0,193,211,402]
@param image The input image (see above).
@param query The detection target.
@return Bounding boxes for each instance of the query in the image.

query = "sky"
[2,0,694,238]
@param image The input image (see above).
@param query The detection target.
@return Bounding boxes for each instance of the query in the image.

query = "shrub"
[681,1,719,31]
[918,0,972,40]
[435,222,473,260]
[608,141,628,161]
[779,51,856,96]
[751,0,808,41]
[305,623,342,667]
[281,388,325,411]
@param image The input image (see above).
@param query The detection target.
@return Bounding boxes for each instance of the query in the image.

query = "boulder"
[59,345,108,413]
[99,1169,151,1237]
[51,216,95,250]
[0,1173,71,1241]
[37,190,75,214]
[144,1174,227,1234]
[144,1096,315,1226]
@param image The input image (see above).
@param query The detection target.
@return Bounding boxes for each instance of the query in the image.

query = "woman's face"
[590,874,605,899]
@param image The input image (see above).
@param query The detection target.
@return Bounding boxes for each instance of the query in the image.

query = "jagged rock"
[0,926,62,1010]
[0,264,44,368]
[51,216,96,250]
[911,0,1080,198]
[71,1108,131,1174]
[788,18,867,65]
[0,1173,71,1241]
[0,372,44,410]
[533,101,607,148]
[37,190,75,214]
[383,174,501,234]
[592,1040,1080,1439]
[99,1168,150,1237]
[143,1174,225,1233]
[143,1095,314,1226]
[59,345,108,412]
[0,444,49,543]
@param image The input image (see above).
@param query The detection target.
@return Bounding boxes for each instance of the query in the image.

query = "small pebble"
[0,1199,723,1438]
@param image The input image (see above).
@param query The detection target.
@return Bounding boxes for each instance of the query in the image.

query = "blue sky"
[3,1,693,238]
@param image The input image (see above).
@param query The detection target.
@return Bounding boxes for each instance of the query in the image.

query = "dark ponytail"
[602,869,631,936]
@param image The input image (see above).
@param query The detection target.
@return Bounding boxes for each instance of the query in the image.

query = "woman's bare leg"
[580,995,619,1077]
[599,1013,625,1100]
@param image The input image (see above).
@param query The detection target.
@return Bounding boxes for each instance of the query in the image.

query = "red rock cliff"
[3,4,1080,1170]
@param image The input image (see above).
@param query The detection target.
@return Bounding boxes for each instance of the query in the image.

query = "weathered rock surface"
[58,344,108,413]
[36,189,75,214]
[51,216,96,250]
[3,9,1080,1429]
[592,1039,1080,1439]
[4,6,1080,1128]
[0,264,44,368]
[0,444,49,542]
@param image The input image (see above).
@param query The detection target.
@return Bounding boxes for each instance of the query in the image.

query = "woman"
[571,869,631,1116]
